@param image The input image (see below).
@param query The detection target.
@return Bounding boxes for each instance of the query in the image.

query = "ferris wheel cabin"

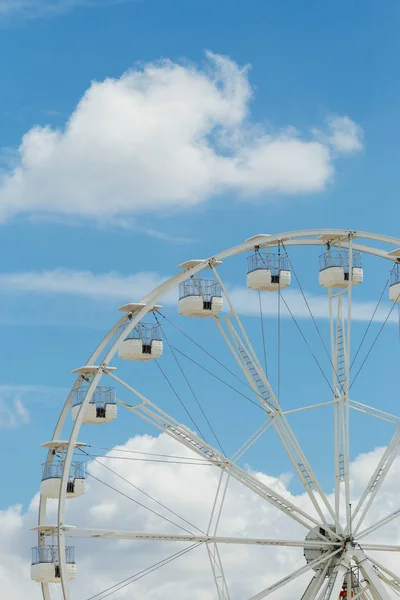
[31,544,76,583]
[40,460,86,499]
[246,250,291,291]
[40,441,87,499]
[71,384,117,424]
[319,248,363,289]
[118,322,163,361]
[177,260,223,318]
[389,263,400,302]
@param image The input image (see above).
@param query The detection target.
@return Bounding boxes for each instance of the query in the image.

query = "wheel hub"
[304,525,346,575]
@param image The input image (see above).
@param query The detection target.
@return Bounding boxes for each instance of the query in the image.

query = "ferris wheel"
[31,229,400,600]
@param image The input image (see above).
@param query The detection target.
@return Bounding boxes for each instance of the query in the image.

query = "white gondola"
[246,250,291,291]
[71,385,117,424]
[319,248,363,289]
[40,460,86,499]
[118,322,163,361]
[178,278,223,318]
[31,545,76,583]
[389,264,400,302]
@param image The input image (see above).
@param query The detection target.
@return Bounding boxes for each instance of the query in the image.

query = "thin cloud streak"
[0,268,397,325]
[0,0,133,20]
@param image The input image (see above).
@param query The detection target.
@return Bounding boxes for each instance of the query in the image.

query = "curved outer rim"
[36,229,400,600]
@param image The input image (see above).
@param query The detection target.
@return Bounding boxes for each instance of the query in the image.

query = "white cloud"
[0,53,362,223]
[230,285,397,323]
[326,116,364,154]
[0,397,29,427]
[2,432,400,599]
[0,385,65,427]
[0,269,165,299]
[0,268,396,326]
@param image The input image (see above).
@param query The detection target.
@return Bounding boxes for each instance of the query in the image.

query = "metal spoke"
[300,559,333,600]
[207,471,231,599]
[328,289,347,531]
[349,400,400,426]
[357,507,400,540]
[353,426,400,535]
[62,527,339,547]
[207,542,230,600]
[362,544,400,552]
[249,548,341,600]
[353,549,393,600]
[366,556,400,591]
[317,553,352,600]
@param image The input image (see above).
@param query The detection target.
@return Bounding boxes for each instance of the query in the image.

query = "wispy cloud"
[0,269,166,300]
[0,384,68,427]
[0,391,30,428]
[0,0,132,20]
[0,268,396,326]
[25,214,194,244]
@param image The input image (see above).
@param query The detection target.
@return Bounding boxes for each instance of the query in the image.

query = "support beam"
[329,289,347,531]
[249,549,341,600]
[207,471,231,599]
[301,560,331,600]
[353,427,400,535]
[353,550,393,600]
[362,544,400,552]
[64,527,339,548]
[319,553,351,600]
[207,542,230,600]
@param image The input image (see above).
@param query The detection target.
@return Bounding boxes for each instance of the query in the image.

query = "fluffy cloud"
[2,431,400,599]
[0,53,362,223]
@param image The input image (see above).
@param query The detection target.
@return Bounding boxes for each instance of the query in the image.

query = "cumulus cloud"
[0,53,362,223]
[2,431,400,599]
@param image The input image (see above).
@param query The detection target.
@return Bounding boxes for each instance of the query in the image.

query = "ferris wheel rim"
[37,228,400,600]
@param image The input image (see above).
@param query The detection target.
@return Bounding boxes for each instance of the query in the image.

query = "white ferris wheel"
[31,229,400,600]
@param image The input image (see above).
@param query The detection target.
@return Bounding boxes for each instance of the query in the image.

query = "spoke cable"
[258,290,268,378]
[169,345,264,411]
[279,293,335,394]
[350,269,393,371]
[154,313,225,454]
[84,542,203,600]
[78,449,201,535]
[156,311,272,410]
[83,444,210,461]
[156,310,249,388]
[282,241,336,372]
[350,299,399,390]
[155,360,208,442]
[73,452,213,466]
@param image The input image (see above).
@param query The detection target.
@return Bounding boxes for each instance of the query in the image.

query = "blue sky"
[1,0,400,518]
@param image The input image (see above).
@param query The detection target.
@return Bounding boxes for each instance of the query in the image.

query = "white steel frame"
[35,230,400,600]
